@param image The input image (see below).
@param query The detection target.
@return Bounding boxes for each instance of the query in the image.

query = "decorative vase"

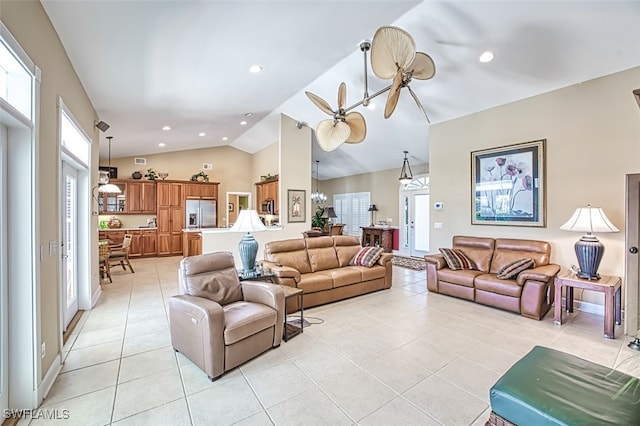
[131,171,142,179]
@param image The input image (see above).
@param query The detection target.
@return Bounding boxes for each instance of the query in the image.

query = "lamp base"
[574,235,604,281]
[238,232,258,273]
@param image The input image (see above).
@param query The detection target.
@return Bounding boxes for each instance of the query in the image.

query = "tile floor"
[27,256,640,425]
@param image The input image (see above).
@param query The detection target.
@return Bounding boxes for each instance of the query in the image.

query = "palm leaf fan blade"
[316,120,350,152]
[384,70,404,119]
[305,91,334,115]
[370,26,416,80]
[337,82,347,109]
[409,52,436,80]
[344,112,366,143]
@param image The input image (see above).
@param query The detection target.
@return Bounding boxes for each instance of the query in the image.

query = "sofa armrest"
[424,254,446,270]
[261,261,301,284]
[378,252,392,266]
[516,264,561,286]
[241,282,284,346]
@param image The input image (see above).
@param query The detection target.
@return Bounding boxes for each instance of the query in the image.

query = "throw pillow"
[349,246,384,267]
[439,248,475,270]
[497,258,535,280]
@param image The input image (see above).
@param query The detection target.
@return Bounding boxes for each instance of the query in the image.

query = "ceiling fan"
[306,25,436,152]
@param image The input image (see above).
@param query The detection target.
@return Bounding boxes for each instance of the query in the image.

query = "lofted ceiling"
[41,0,640,180]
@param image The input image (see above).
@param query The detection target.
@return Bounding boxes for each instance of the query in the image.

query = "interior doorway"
[61,162,79,330]
[0,123,8,418]
[226,192,251,228]
[626,173,640,338]
[400,175,430,257]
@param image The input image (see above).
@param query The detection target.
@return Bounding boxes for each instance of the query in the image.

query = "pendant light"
[311,160,327,203]
[98,136,121,193]
[399,150,413,184]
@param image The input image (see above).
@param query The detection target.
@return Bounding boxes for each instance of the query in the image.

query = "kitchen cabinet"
[256,179,279,214]
[157,181,184,256]
[99,230,126,246]
[142,230,157,256]
[360,226,395,253]
[182,231,202,257]
[97,180,127,214]
[129,231,142,257]
[185,182,218,199]
[127,181,156,213]
[100,229,157,258]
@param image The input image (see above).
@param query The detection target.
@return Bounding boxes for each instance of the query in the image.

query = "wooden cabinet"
[129,231,142,257]
[361,226,394,253]
[142,230,157,256]
[99,230,126,246]
[127,181,156,213]
[157,181,184,256]
[182,231,202,257]
[97,180,127,214]
[101,229,156,258]
[185,182,218,199]
[255,179,278,214]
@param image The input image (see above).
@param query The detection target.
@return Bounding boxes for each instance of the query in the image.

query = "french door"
[400,176,430,258]
[62,162,79,329]
[626,174,640,338]
[0,124,8,417]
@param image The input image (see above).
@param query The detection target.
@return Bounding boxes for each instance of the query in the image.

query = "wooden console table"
[360,226,394,253]
[554,271,621,339]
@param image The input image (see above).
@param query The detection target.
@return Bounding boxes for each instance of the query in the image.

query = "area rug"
[392,255,426,271]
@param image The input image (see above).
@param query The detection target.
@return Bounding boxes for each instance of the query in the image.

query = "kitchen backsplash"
[99,214,157,229]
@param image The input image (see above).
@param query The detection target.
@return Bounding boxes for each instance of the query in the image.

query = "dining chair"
[108,234,135,273]
[98,240,112,283]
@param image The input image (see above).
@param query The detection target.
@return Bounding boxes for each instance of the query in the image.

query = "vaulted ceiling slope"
[42,1,640,180]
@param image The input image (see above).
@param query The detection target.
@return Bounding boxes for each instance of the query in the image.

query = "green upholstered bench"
[487,346,640,426]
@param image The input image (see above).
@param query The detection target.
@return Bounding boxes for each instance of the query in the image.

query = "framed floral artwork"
[471,139,546,227]
[287,189,306,223]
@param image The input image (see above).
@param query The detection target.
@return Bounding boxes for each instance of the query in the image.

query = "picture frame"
[228,203,234,212]
[287,189,306,223]
[471,139,546,227]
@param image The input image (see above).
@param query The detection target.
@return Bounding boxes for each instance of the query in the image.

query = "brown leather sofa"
[425,236,560,320]
[261,235,392,310]
[169,252,284,380]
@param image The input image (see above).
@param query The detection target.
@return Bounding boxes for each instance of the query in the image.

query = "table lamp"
[368,204,378,226]
[230,209,267,273]
[560,205,619,280]
[321,207,337,233]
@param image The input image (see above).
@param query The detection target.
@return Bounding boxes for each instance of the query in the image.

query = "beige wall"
[429,66,640,307]
[1,1,99,379]
[321,162,428,229]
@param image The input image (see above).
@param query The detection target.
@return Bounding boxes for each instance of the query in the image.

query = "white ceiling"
[41,0,640,180]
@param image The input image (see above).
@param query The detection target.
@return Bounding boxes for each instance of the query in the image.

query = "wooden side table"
[554,271,621,339]
[279,285,304,341]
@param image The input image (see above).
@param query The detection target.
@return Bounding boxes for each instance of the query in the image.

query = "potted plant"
[144,168,158,180]
[311,206,326,230]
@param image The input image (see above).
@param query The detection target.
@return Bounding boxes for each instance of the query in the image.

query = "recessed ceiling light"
[158,143,166,147]
[244,112,253,117]
[479,51,494,63]
[249,65,262,73]
[198,132,206,137]
[240,121,247,126]
[162,126,171,131]
[222,136,228,141]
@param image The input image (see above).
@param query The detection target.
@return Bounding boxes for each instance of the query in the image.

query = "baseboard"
[564,298,604,316]
[39,353,62,401]
[91,285,102,307]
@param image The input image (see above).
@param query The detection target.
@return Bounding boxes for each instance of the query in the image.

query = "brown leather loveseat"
[261,235,393,310]
[425,236,560,320]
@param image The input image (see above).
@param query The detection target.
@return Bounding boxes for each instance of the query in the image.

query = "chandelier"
[399,150,413,185]
[311,160,327,203]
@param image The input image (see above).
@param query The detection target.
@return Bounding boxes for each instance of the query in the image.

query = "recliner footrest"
[489,346,640,425]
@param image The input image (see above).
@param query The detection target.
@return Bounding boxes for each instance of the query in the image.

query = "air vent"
[134,157,147,165]
[203,163,213,170]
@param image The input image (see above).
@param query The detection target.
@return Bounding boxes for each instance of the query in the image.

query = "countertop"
[99,227,158,231]
[182,226,283,233]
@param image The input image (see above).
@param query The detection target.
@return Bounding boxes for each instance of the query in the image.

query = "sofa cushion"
[491,238,550,274]
[334,236,362,267]
[297,273,333,293]
[179,252,243,305]
[452,236,495,272]
[223,301,276,345]
[475,274,523,298]
[306,237,340,272]
[439,248,475,270]
[318,267,363,288]
[264,238,312,274]
[497,258,535,280]
[350,246,384,267]
[356,264,387,281]
[437,268,483,287]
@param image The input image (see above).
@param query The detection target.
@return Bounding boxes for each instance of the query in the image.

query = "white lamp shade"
[98,183,121,193]
[560,206,619,234]
[230,209,267,233]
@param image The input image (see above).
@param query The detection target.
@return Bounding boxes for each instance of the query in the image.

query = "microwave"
[261,199,275,214]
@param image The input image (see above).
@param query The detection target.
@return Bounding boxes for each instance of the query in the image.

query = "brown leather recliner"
[169,251,285,380]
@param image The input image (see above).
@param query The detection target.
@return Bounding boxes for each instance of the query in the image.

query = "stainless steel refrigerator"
[185,199,217,228]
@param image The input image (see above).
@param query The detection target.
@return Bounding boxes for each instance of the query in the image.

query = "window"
[333,192,370,236]
[60,105,90,167]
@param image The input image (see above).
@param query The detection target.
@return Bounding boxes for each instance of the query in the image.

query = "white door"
[0,124,8,418]
[400,176,430,258]
[62,162,79,329]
